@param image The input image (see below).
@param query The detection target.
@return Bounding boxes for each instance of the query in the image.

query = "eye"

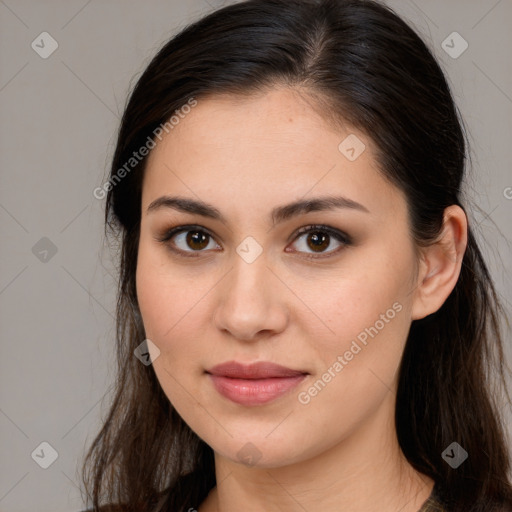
[157,225,221,257]
[287,224,351,259]
[157,223,351,259]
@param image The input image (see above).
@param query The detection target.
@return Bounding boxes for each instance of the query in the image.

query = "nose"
[213,252,289,342]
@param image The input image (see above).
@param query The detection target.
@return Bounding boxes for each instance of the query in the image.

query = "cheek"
[294,277,410,438]
[136,251,168,339]
[135,245,217,371]
[308,250,414,374]
[136,241,197,338]
[135,253,207,408]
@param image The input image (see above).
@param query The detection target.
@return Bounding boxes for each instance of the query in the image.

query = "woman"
[81,0,512,511]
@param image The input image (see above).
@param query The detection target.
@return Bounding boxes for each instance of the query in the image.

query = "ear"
[411,205,468,321]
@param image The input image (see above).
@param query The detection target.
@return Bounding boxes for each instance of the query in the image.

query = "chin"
[207,433,316,469]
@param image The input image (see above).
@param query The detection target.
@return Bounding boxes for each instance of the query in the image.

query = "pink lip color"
[206,360,308,406]
[208,374,307,405]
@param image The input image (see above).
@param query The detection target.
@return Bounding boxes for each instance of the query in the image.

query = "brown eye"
[305,231,330,252]
[185,230,210,250]
[158,225,221,257]
[289,225,351,259]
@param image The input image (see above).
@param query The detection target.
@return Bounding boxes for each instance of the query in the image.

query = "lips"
[206,361,308,406]
[206,360,307,379]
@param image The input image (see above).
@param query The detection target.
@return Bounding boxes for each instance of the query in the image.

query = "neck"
[199,392,434,512]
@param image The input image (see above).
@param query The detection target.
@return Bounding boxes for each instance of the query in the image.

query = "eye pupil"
[308,231,329,252]
[186,231,209,250]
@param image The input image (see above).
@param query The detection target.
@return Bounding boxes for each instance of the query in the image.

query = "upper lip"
[206,360,308,379]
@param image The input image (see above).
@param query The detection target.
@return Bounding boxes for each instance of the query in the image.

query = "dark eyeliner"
[289,224,352,259]
[156,224,213,243]
[155,223,352,259]
[154,224,218,258]
[293,224,352,244]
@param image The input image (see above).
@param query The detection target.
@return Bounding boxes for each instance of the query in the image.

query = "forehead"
[142,87,405,221]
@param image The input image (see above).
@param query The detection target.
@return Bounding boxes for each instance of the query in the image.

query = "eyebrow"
[146,194,370,225]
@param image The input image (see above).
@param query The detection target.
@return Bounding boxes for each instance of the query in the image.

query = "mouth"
[205,360,309,406]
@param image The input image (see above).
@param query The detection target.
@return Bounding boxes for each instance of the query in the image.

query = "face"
[136,87,420,468]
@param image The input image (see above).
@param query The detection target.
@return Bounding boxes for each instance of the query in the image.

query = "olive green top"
[418,484,446,511]
[81,483,447,511]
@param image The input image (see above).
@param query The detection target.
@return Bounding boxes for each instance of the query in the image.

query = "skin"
[136,87,467,511]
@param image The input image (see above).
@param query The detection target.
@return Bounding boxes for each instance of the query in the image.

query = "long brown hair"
[81,1,512,510]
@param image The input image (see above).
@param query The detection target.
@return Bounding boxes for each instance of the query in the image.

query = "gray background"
[0,1,511,511]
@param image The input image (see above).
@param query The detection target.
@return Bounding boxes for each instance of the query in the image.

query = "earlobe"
[411,205,468,321]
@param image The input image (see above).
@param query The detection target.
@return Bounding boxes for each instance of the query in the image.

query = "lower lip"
[207,373,307,406]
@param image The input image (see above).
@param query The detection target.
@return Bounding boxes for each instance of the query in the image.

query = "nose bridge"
[213,241,288,340]
[227,233,269,289]
[229,241,271,302]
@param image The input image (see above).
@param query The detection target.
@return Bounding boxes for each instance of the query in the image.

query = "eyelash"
[156,224,352,260]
